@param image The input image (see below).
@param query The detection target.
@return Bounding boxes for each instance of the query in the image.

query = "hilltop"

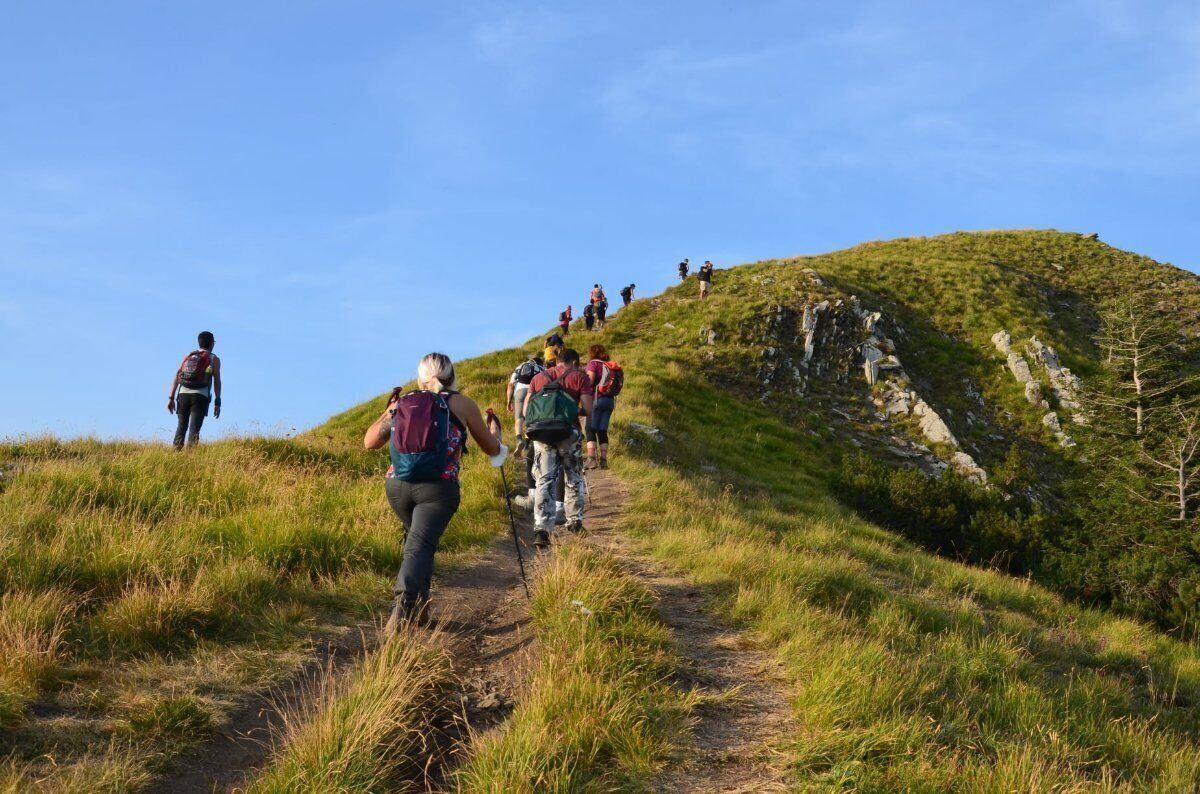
[3,230,1200,791]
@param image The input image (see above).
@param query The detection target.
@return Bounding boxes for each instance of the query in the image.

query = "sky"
[3,0,1199,440]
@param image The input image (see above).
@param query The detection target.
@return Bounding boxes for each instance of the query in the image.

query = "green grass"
[7,229,1200,790]
[456,545,690,792]
[592,267,1200,789]
[0,430,505,788]
[248,631,452,793]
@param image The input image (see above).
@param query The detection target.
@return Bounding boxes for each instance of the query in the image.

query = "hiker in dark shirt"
[620,284,635,307]
[678,259,689,280]
[596,296,608,329]
[167,331,222,449]
[583,302,596,331]
[698,262,714,299]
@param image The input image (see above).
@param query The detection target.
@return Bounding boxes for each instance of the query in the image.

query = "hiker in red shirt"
[522,348,594,548]
[558,305,572,337]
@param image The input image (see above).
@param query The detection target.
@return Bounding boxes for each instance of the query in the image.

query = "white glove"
[489,444,509,468]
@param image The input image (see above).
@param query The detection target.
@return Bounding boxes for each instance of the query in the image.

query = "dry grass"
[248,629,453,793]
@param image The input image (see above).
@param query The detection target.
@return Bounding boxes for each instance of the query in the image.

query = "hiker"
[620,283,635,307]
[583,302,596,331]
[543,338,562,367]
[558,305,572,337]
[523,348,594,547]
[363,353,507,630]
[590,283,606,306]
[585,344,623,470]
[678,258,689,280]
[698,261,714,299]
[506,354,544,453]
[167,331,222,450]
[595,295,608,329]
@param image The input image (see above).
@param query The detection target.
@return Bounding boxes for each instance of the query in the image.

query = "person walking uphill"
[364,353,507,631]
[506,354,544,453]
[585,344,623,470]
[558,305,573,337]
[168,331,222,450]
[678,258,690,281]
[620,283,636,307]
[583,302,596,331]
[523,348,594,548]
[698,261,714,299]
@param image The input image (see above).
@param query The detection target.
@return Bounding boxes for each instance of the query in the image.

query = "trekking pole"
[499,465,531,599]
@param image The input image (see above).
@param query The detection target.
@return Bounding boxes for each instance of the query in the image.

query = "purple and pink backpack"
[389,391,464,482]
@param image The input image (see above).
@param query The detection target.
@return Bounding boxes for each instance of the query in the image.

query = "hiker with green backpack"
[585,343,623,470]
[522,348,594,548]
[363,353,507,632]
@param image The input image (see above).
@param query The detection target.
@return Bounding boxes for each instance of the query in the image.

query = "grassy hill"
[3,230,1200,791]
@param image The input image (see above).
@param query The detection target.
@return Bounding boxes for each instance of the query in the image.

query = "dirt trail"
[155,516,537,793]
[578,468,796,792]
[159,466,794,792]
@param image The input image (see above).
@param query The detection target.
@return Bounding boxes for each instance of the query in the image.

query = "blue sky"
[3,1,1199,440]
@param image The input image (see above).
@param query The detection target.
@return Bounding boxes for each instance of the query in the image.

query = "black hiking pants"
[385,478,461,610]
[173,393,210,449]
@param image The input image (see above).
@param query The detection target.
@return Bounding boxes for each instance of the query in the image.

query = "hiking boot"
[566,520,585,535]
[555,504,567,526]
[533,528,551,549]
[512,493,531,510]
[599,457,608,470]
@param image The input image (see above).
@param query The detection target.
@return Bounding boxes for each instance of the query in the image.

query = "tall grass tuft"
[248,630,453,793]
[457,546,690,792]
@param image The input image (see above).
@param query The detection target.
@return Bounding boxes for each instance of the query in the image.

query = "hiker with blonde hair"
[364,352,507,631]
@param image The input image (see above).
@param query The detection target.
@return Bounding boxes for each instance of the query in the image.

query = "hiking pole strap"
[499,466,531,598]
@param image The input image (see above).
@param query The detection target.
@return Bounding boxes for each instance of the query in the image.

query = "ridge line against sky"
[2,0,1198,439]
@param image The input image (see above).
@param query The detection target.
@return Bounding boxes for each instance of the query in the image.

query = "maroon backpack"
[389,391,466,482]
[179,350,213,389]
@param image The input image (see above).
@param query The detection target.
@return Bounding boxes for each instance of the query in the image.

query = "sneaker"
[555,506,567,526]
[533,528,551,549]
[383,596,406,636]
[566,520,585,535]
[599,457,608,470]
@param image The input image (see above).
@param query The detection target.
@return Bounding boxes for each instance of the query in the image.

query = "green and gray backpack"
[524,373,579,443]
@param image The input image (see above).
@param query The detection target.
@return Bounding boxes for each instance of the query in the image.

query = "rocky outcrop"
[1026,336,1083,417]
[993,329,1080,446]
[858,304,987,483]
[749,269,988,484]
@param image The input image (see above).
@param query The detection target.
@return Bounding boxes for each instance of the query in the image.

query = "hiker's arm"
[505,380,515,411]
[167,357,184,413]
[212,357,222,418]
[363,402,394,450]
[452,396,502,457]
[580,393,594,418]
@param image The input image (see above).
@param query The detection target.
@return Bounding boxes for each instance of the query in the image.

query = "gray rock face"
[1007,353,1035,384]
[1026,336,1083,415]
[991,330,1012,356]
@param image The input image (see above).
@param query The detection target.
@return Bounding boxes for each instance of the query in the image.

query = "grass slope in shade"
[248,630,451,794]
[457,545,690,792]
[0,434,504,789]
[607,340,1200,789]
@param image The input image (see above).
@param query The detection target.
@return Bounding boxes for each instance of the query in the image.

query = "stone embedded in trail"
[626,423,664,442]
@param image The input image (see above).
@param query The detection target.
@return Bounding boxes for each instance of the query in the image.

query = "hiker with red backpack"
[363,353,507,631]
[167,331,222,450]
[522,348,594,548]
[585,344,623,469]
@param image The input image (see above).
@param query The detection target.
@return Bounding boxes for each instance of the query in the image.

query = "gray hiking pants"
[384,478,461,609]
[532,430,585,529]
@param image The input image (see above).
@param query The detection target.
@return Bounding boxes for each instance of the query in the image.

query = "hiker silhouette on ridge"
[167,331,222,450]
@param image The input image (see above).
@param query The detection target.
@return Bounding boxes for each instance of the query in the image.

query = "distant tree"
[1087,295,1197,437]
